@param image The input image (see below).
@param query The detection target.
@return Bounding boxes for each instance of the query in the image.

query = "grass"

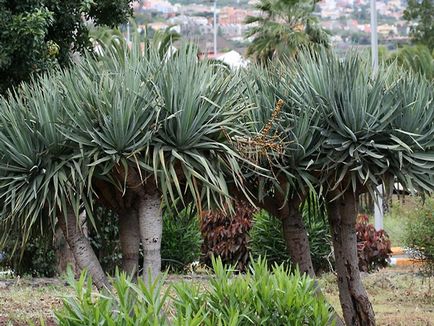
[1,266,433,325]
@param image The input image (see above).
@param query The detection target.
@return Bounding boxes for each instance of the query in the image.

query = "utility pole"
[371,0,383,230]
[127,21,131,43]
[213,0,218,55]
[370,0,378,74]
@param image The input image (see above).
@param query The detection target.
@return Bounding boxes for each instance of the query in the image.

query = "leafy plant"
[174,257,334,325]
[249,209,333,273]
[0,0,133,94]
[249,210,290,267]
[56,258,333,325]
[387,45,434,80]
[161,208,202,272]
[404,199,434,277]
[87,206,122,275]
[200,201,255,271]
[0,229,57,277]
[245,0,329,63]
[56,268,173,325]
[356,215,392,272]
[403,0,434,50]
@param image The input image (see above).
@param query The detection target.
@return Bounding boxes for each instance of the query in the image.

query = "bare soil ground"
[0,266,433,325]
[320,265,434,326]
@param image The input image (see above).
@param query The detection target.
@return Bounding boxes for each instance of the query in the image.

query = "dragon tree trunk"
[118,206,141,279]
[280,198,316,277]
[327,191,375,326]
[137,191,162,283]
[58,209,109,290]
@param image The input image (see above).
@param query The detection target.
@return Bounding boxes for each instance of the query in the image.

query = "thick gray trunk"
[328,191,375,326]
[137,192,162,283]
[58,210,109,290]
[119,207,140,278]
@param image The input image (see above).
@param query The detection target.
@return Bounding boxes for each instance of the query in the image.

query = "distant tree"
[389,45,434,80]
[244,0,329,63]
[403,0,434,50]
[0,0,133,95]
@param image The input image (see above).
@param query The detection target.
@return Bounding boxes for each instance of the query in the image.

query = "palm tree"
[291,50,434,325]
[245,0,329,63]
[0,36,252,287]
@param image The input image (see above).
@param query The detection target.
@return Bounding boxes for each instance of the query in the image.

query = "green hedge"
[56,257,334,325]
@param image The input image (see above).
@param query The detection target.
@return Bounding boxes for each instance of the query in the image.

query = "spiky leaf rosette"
[290,50,434,197]
[0,75,85,250]
[61,43,252,211]
[240,62,323,202]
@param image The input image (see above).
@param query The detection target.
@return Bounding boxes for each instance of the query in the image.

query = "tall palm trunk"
[118,206,140,278]
[54,226,77,275]
[137,192,162,283]
[327,191,375,326]
[57,209,108,290]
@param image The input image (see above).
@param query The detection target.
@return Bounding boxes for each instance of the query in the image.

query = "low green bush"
[249,210,333,273]
[55,268,175,325]
[56,258,334,326]
[161,208,202,272]
[249,210,290,267]
[404,199,434,277]
[0,229,57,277]
[175,257,333,325]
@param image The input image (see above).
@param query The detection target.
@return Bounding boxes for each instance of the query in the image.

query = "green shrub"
[405,199,434,277]
[0,229,57,277]
[55,268,175,325]
[249,210,333,273]
[161,208,202,272]
[308,219,334,273]
[175,257,333,325]
[249,210,290,267]
[56,258,334,326]
[88,206,122,275]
